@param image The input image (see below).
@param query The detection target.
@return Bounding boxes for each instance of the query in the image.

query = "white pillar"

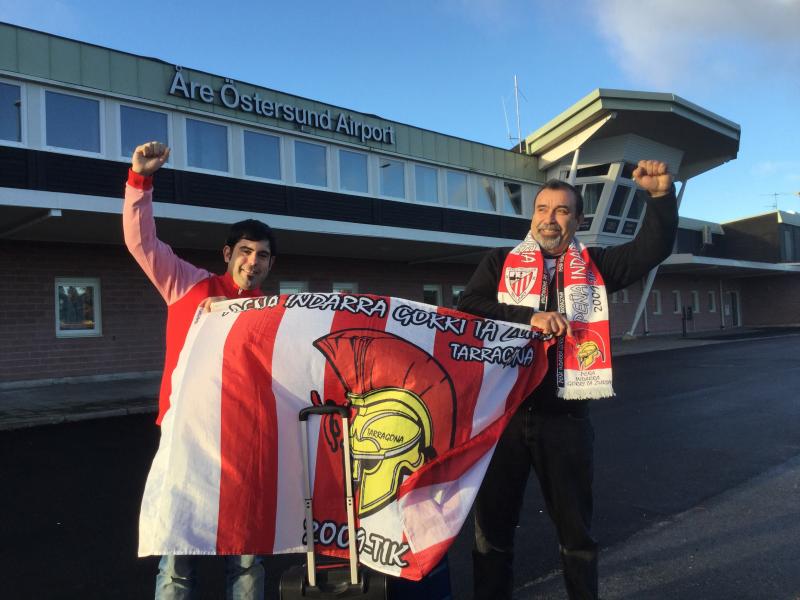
[625,179,687,337]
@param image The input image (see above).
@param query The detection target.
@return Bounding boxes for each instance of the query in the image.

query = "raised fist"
[632,160,673,198]
[132,141,170,177]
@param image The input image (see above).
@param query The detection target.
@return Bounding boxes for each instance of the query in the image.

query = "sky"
[2,0,799,222]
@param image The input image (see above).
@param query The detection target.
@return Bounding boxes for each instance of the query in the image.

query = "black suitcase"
[279,405,388,599]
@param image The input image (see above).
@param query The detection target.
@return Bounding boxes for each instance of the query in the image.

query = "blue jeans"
[154,554,265,600]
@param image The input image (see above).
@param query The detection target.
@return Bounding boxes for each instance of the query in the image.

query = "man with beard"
[458,160,678,600]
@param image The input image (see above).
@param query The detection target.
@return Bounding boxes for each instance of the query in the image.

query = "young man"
[459,160,678,600]
[124,141,276,600]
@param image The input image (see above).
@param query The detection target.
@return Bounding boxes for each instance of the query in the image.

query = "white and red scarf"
[498,232,614,399]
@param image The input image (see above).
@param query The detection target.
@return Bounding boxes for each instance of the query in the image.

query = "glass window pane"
[477,177,497,211]
[415,165,438,203]
[186,118,228,171]
[626,193,645,219]
[608,185,630,216]
[339,150,367,193]
[46,91,100,152]
[582,183,604,215]
[447,171,468,207]
[603,218,620,233]
[621,220,638,235]
[120,106,168,158]
[56,278,102,337]
[280,281,309,294]
[503,182,522,215]
[295,140,327,186]
[244,131,280,180]
[332,282,358,294]
[0,82,21,142]
[578,217,593,232]
[423,284,441,305]
[380,158,405,198]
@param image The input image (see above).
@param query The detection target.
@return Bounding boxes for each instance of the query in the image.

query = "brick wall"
[0,240,476,384]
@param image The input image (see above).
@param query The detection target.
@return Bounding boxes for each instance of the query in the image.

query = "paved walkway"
[1,326,799,431]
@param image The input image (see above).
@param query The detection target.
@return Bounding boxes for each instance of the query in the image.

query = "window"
[332,282,358,294]
[708,290,717,313]
[120,105,168,158]
[244,131,281,180]
[446,171,468,207]
[451,285,465,309]
[620,289,629,304]
[295,140,327,186]
[651,289,662,315]
[784,229,795,261]
[602,218,620,234]
[186,118,228,171]
[610,291,618,304]
[576,164,610,177]
[415,165,438,203]
[380,158,405,198]
[45,91,100,153]
[691,291,700,313]
[0,82,21,142]
[280,281,309,294]
[608,185,631,216]
[503,182,523,215]
[423,284,442,306]
[672,290,682,314]
[581,183,604,215]
[477,177,497,211]
[339,149,367,193]
[55,278,102,338]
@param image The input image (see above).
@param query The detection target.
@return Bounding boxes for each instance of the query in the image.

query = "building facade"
[1,22,797,385]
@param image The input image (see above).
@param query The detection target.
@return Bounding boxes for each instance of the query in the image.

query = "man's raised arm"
[123,142,209,304]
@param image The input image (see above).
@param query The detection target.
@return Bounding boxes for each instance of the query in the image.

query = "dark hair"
[225,219,278,257]
[534,179,584,216]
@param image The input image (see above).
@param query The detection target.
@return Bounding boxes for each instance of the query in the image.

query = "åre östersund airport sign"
[169,67,395,146]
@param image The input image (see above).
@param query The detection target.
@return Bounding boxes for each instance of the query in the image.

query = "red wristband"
[127,169,153,191]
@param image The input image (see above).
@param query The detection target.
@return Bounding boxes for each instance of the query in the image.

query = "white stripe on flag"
[384,298,436,354]
[471,329,524,435]
[139,309,238,555]
[400,445,495,554]
[271,304,336,553]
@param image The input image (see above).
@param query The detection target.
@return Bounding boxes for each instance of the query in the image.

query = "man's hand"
[632,159,673,198]
[199,296,227,313]
[530,311,572,337]
[132,141,170,177]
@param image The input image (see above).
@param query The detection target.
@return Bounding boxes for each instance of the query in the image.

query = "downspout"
[625,179,688,337]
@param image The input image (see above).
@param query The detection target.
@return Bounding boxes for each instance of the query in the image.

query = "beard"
[532,226,565,253]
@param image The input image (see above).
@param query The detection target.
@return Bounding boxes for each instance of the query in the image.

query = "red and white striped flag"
[139,293,550,580]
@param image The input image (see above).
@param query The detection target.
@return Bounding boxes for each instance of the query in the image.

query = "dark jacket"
[458,189,678,414]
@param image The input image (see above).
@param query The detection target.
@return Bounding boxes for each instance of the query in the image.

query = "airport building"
[1,22,798,385]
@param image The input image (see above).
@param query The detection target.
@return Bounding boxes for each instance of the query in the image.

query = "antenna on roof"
[761,192,800,211]
[502,76,526,153]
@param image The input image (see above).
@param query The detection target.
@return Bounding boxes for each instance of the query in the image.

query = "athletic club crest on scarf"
[498,232,614,400]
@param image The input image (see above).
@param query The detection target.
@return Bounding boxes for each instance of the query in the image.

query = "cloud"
[586,0,800,89]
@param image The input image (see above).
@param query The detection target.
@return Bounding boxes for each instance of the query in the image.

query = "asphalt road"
[1,336,798,599]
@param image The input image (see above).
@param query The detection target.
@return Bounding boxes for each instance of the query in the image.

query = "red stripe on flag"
[216,303,286,554]
[431,305,484,446]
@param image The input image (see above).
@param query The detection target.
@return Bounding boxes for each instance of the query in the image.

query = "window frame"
[280,281,309,295]
[117,102,172,163]
[42,87,105,158]
[242,128,283,183]
[293,138,329,189]
[54,277,102,338]
[184,114,231,175]
[651,289,662,315]
[337,147,369,195]
[332,282,359,294]
[0,77,26,148]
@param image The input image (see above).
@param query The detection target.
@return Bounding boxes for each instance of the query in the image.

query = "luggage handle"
[299,404,359,588]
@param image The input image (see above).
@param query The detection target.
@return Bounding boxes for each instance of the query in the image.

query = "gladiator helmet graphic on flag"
[313,328,457,518]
